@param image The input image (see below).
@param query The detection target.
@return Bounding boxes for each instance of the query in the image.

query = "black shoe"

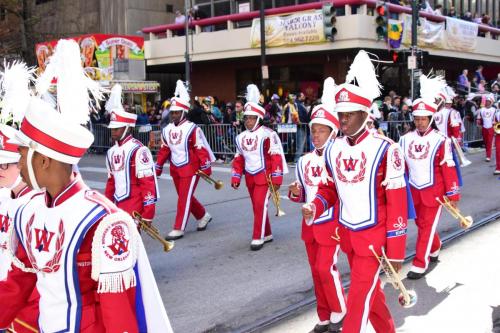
[407,271,425,280]
[165,234,184,241]
[250,243,264,251]
[430,255,439,263]
[328,319,343,332]
[309,323,329,333]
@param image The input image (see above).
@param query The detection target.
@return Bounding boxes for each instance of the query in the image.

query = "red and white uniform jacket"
[0,178,145,332]
[231,125,287,186]
[400,129,460,206]
[155,119,215,178]
[311,130,408,261]
[289,148,339,246]
[477,107,496,129]
[105,134,158,220]
[434,107,462,139]
[0,186,41,333]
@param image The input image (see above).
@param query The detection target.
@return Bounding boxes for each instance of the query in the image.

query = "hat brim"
[107,122,135,129]
[413,110,434,117]
[0,151,20,164]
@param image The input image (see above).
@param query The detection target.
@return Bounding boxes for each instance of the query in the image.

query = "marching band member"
[231,84,287,251]
[302,51,409,333]
[0,63,40,333]
[434,86,463,143]
[399,74,461,279]
[477,94,496,162]
[0,39,172,333]
[494,104,500,175]
[288,78,346,333]
[104,84,159,223]
[155,80,215,240]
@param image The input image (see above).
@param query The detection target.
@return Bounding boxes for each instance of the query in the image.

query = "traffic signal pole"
[260,0,268,95]
[410,0,418,100]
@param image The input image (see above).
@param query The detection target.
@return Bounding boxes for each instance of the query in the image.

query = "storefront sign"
[116,81,160,93]
[35,34,145,81]
[445,17,478,51]
[250,10,326,48]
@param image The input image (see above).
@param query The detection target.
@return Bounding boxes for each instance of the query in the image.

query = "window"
[275,0,295,8]
[35,0,54,4]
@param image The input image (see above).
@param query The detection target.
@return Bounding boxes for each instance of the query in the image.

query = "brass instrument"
[494,122,500,135]
[133,211,175,252]
[267,175,285,217]
[436,196,473,229]
[196,170,224,190]
[451,137,471,167]
[369,245,417,308]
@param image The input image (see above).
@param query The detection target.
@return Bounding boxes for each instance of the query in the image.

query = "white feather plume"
[174,80,190,102]
[345,50,381,100]
[105,84,124,113]
[444,85,456,99]
[36,39,104,125]
[245,84,260,104]
[321,77,336,111]
[419,73,446,103]
[0,61,35,123]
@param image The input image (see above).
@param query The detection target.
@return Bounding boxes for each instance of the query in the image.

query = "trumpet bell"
[398,289,418,308]
[214,181,224,190]
[460,216,473,229]
[276,209,286,217]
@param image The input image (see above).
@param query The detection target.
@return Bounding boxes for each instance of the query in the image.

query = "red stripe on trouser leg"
[172,175,206,231]
[305,241,331,322]
[316,245,346,317]
[496,135,500,170]
[482,127,494,158]
[342,253,395,333]
[412,204,442,271]
[246,181,272,240]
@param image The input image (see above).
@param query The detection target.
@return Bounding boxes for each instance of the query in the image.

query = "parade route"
[79,149,499,333]
[264,216,500,333]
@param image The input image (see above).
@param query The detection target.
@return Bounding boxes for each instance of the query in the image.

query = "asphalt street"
[78,149,499,333]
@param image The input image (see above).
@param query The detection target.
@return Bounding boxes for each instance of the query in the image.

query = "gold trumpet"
[494,122,500,135]
[436,196,473,229]
[451,137,471,167]
[267,175,285,217]
[196,170,224,190]
[133,211,175,252]
[369,245,417,308]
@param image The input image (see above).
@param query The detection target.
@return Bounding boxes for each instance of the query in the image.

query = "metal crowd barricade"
[88,120,485,158]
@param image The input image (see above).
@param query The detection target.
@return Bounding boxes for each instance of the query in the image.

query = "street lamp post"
[259,0,268,95]
[410,0,418,100]
[185,0,190,88]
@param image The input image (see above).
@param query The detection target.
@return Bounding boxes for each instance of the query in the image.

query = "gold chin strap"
[27,146,41,191]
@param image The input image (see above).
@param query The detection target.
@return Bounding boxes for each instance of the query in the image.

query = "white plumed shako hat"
[310,77,339,133]
[412,74,445,117]
[244,84,265,118]
[170,80,191,112]
[335,50,381,113]
[106,84,137,129]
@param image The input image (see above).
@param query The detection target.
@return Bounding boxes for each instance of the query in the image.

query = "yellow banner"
[250,10,326,48]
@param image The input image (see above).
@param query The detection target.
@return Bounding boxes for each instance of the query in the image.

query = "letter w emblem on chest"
[335,151,367,184]
[241,135,258,151]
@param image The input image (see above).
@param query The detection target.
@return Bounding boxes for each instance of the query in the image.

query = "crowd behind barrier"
[88,120,484,160]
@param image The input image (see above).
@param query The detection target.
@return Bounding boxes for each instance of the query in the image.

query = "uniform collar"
[14,185,31,199]
[175,118,188,127]
[249,124,262,133]
[347,128,369,146]
[417,127,433,137]
[46,174,86,208]
[117,134,133,146]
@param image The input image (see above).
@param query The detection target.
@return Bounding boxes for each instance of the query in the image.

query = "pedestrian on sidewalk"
[104,84,159,224]
[231,84,288,251]
[303,50,410,333]
[399,74,461,280]
[155,80,215,240]
[289,78,346,333]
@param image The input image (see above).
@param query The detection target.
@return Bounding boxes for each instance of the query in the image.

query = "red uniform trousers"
[171,170,206,231]
[412,203,442,273]
[10,291,39,333]
[482,127,494,159]
[495,133,500,171]
[304,241,345,322]
[337,225,395,333]
[245,176,272,240]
